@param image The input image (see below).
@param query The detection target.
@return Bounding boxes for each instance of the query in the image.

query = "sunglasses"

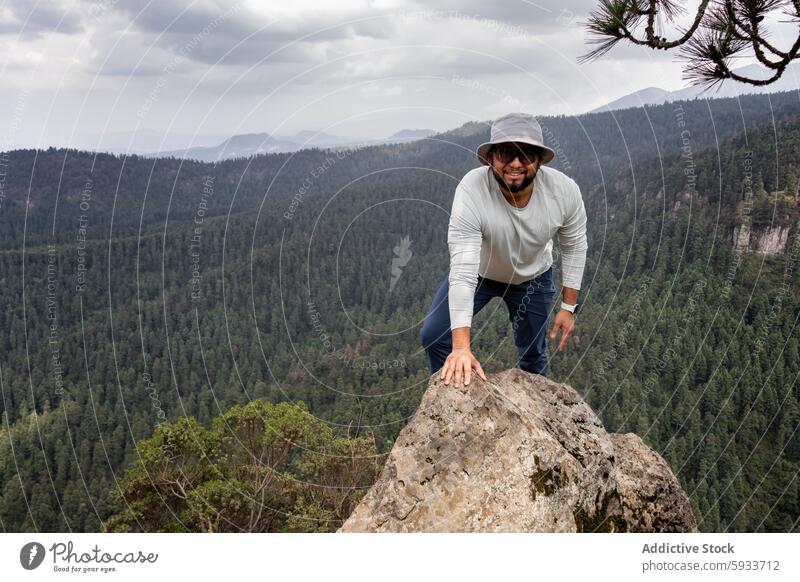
[491,144,541,165]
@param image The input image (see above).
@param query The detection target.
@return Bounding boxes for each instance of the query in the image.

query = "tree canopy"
[102,400,380,532]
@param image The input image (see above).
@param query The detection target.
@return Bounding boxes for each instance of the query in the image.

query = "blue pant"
[419,266,556,377]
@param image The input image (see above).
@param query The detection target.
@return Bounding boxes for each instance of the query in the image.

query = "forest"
[0,91,799,532]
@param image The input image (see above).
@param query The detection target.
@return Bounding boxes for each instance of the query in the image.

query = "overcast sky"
[1,0,796,150]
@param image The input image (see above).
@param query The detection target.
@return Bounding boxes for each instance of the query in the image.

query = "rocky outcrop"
[338,368,697,533]
[755,226,791,254]
[733,222,753,252]
[609,433,698,532]
[733,224,791,255]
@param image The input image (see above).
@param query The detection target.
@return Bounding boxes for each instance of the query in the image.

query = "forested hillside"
[1,91,799,532]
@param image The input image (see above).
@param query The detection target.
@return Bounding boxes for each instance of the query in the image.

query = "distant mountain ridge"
[150,128,436,162]
[590,62,800,113]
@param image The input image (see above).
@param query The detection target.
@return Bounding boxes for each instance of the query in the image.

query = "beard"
[491,168,536,193]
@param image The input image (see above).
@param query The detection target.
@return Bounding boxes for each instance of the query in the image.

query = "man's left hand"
[549,309,575,351]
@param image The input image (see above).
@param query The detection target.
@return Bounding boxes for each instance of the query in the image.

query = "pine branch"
[580,0,800,86]
[579,0,646,63]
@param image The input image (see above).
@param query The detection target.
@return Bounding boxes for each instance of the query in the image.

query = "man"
[419,112,588,386]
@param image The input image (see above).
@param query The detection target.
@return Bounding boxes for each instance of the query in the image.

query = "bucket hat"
[477,112,555,166]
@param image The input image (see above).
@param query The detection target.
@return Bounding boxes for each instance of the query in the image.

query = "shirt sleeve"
[558,182,588,290]
[447,180,483,329]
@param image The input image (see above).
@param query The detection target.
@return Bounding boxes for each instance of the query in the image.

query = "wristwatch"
[560,301,579,315]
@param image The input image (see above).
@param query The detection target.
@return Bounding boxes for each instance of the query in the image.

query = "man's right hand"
[440,347,487,386]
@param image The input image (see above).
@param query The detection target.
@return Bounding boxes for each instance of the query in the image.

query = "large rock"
[338,368,697,532]
[610,433,699,532]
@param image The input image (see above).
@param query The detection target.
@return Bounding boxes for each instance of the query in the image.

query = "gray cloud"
[0,0,694,149]
[82,0,604,76]
[0,0,84,38]
[98,0,397,68]
[401,0,596,31]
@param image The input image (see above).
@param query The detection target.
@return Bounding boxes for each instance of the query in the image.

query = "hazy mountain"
[589,87,672,114]
[150,129,438,161]
[388,128,435,140]
[289,130,358,147]
[80,128,230,154]
[590,62,800,113]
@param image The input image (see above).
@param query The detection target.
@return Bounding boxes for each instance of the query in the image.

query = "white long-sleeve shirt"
[447,165,588,329]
